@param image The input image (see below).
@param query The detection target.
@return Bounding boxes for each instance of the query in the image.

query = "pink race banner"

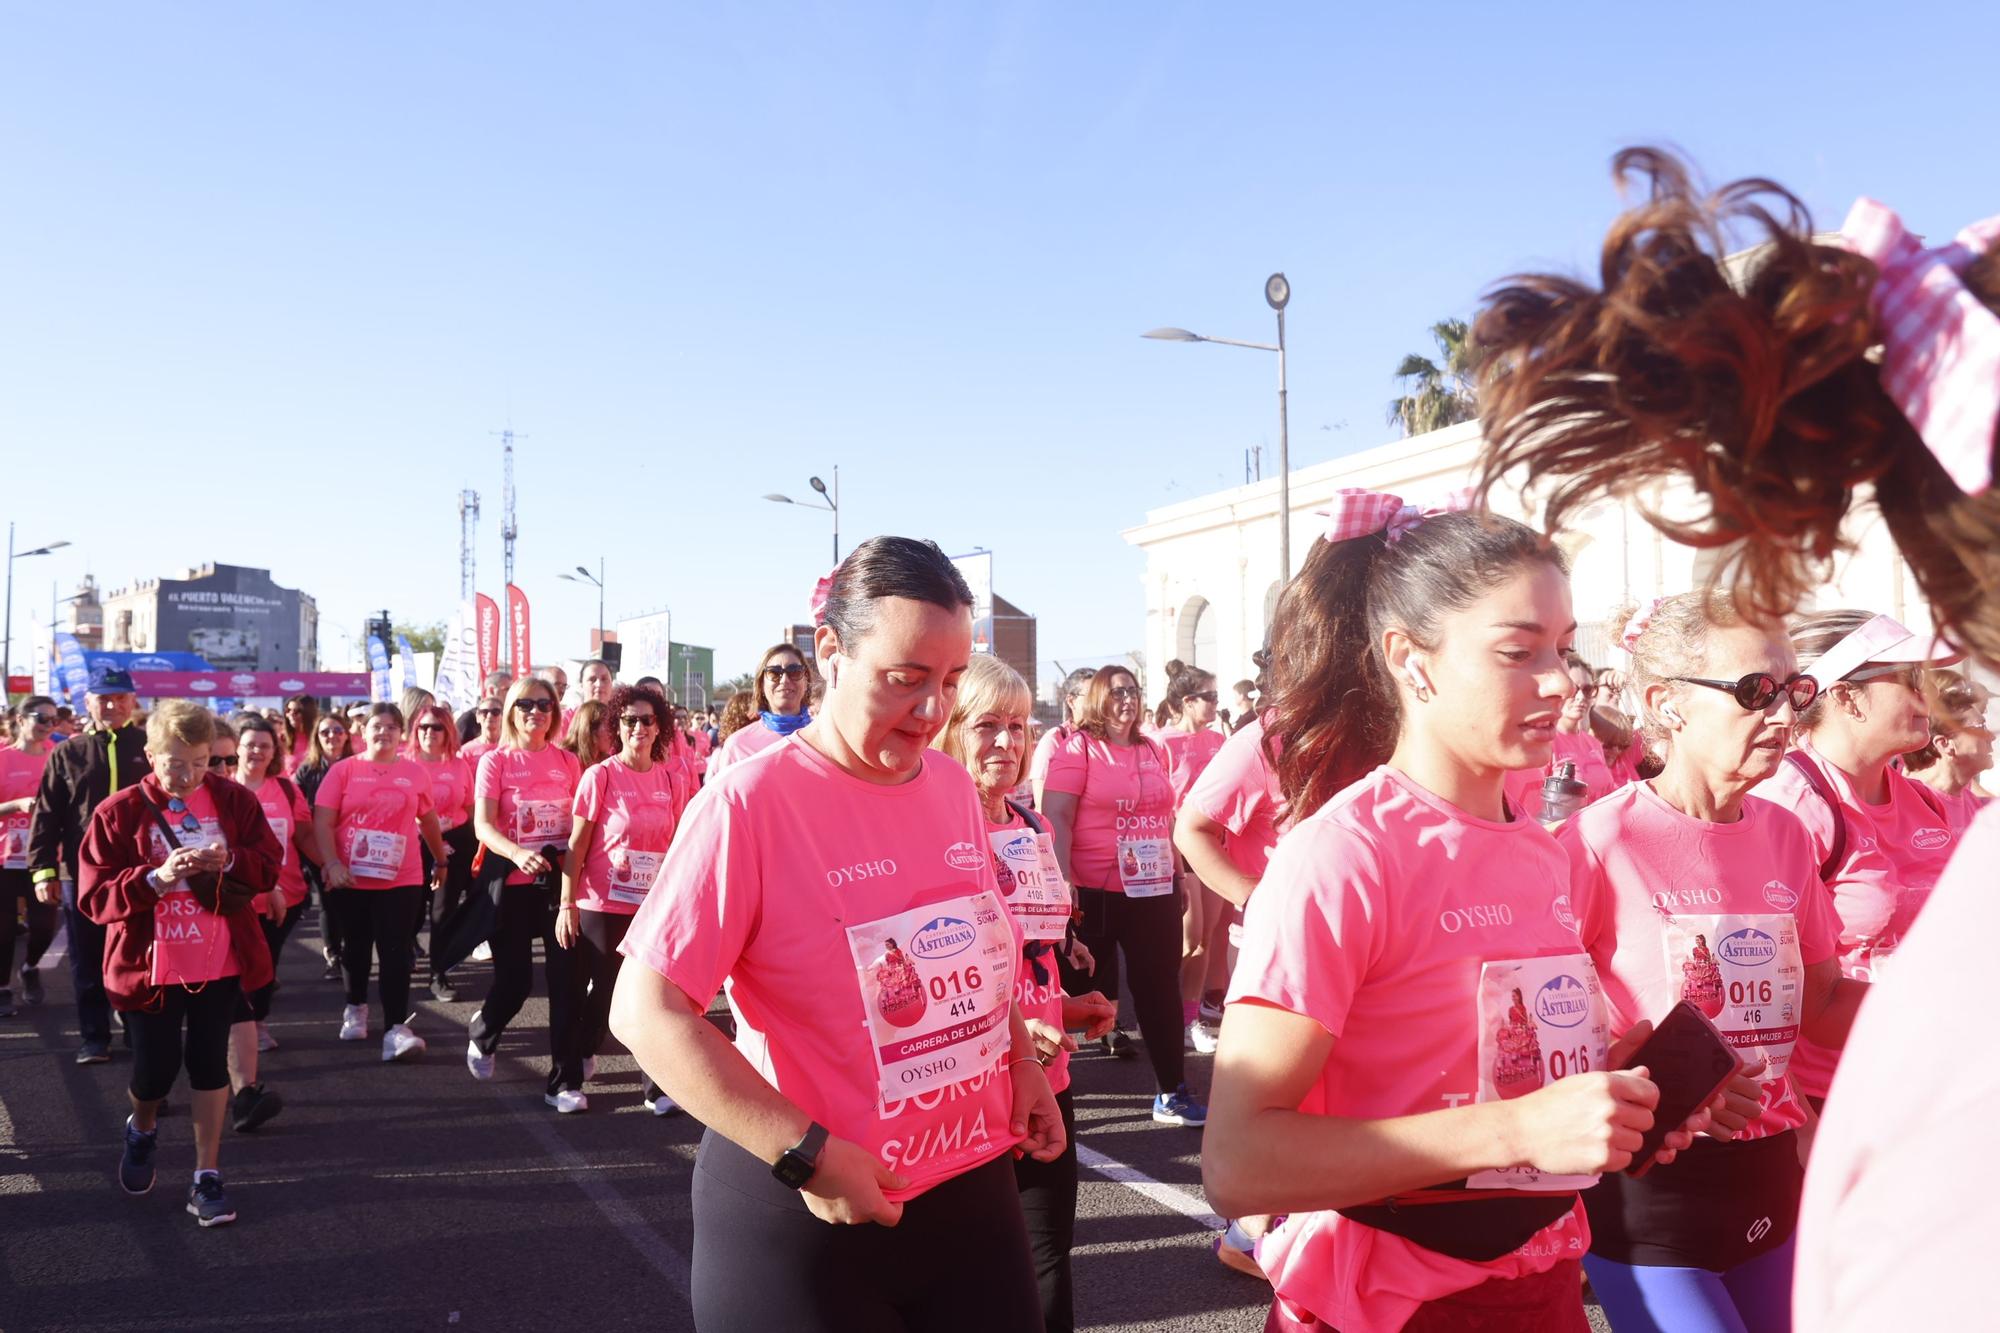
[476,592,500,683]
[506,583,531,674]
[128,670,371,698]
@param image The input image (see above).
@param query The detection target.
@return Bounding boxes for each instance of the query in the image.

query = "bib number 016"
[930,963,984,1018]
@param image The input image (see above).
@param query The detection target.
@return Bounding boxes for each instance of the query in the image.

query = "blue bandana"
[759,709,811,736]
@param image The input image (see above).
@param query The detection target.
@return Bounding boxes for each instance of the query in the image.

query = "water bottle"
[1539,760,1587,826]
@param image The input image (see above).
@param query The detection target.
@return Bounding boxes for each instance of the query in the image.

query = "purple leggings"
[1582,1235,1795,1333]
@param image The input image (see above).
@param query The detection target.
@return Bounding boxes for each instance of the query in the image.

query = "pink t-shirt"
[620,736,1025,1201]
[1504,730,1619,819]
[709,721,785,778]
[1186,715,1289,880]
[1930,784,1989,835]
[1042,732,1175,892]
[572,755,679,915]
[420,755,474,830]
[1027,724,1069,798]
[461,737,496,764]
[988,805,1070,1096]
[1794,801,2000,1332]
[474,745,583,886]
[145,781,240,984]
[1159,726,1227,805]
[249,776,314,908]
[1757,744,1958,1098]
[662,733,699,815]
[315,756,436,889]
[1559,782,1838,1140]
[1230,765,1594,1333]
[0,746,50,871]
[691,729,713,759]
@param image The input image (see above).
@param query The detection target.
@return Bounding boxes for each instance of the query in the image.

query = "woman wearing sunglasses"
[0,696,61,1016]
[1755,611,1962,1110]
[467,676,581,1091]
[1556,593,1867,1331]
[410,703,475,1001]
[460,696,504,763]
[551,683,680,1114]
[296,711,354,979]
[280,694,317,775]
[708,644,815,778]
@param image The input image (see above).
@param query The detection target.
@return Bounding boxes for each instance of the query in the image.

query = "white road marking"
[1077,1143,1226,1232]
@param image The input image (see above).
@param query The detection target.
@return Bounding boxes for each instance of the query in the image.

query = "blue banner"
[82,650,212,688]
[366,635,393,703]
[54,633,92,712]
[395,634,418,695]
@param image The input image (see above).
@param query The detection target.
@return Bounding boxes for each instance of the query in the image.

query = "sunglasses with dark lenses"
[618,715,658,730]
[165,798,202,833]
[514,698,556,714]
[476,706,502,717]
[764,664,807,680]
[28,713,57,726]
[207,755,239,770]
[1186,691,1219,705]
[416,724,447,734]
[1670,672,1819,713]
[1107,685,1142,702]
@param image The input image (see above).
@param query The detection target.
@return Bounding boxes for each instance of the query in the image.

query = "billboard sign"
[950,551,995,655]
[615,610,674,684]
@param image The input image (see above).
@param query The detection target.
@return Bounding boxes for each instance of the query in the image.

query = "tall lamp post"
[763,465,840,565]
[4,525,71,699]
[1144,272,1293,581]
[558,559,606,652]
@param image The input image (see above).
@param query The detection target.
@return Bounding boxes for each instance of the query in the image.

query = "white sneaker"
[338,1005,368,1041]
[256,1021,279,1053]
[470,942,493,963]
[1189,1018,1220,1054]
[545,1088,589,1114]
[465,1039,496,1082]
[382,1024,426,1063]
[644,1092,682,1118]
[582,1056,598,1083]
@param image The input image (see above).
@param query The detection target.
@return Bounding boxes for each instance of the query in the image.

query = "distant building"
[63,575,105,652]
[101,563,319,671]
[667,642,715,710]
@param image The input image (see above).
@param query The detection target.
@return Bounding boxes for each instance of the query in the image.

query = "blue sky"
[5,2,1993,691]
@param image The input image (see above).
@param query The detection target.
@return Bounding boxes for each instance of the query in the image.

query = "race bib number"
[515,799,567,843]
[1662,913,1804,1085]
[348,829,408,880]
[149,886,230,987]
[267,816,291,868]
[988,828,1070,941]
[2,815,27,870]
[147,818,226,863]
[846,891,1016,1106]
[1471,952,1609,1191]
[606,849,664,906]
[1117,837,1175,898]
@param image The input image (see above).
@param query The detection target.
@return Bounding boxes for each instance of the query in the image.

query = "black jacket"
[26,723,148,883]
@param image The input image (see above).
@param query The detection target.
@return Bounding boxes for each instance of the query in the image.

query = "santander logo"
[1911,827,1951,851]
[944,841,984,872]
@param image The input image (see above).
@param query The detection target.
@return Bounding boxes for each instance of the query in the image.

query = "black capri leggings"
[234,900,305,1024]
[689,1131,1040,1332]
[0,868,58,980]
[129,977,243,1102]
[1070,885,1186,1094]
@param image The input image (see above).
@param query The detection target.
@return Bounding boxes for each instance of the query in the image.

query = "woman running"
[609,536,1065,1333]
[227,714,315,1127]
[1203,496,1704,1333]
[708,643,816,778]
[409,702,475,1002]
[0,695,59,1017]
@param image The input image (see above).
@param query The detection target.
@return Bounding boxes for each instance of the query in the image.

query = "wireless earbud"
[1404,660,1433,695]
[1661,705,1684,726]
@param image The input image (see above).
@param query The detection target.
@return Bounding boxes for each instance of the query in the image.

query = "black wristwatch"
[771,1121,829,1190]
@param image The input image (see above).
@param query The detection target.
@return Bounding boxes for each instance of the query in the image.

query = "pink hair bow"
[809,572,834,627]
[1316,486,1477,545]
[1836,199,2000,495]
[1621,597,1666,652]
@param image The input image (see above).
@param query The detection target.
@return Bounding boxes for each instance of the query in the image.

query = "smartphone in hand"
[1618,1000,1744,1177]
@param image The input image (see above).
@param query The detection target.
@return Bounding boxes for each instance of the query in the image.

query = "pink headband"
[1317,486,1478,546]
[1621,597,1666,652]
[1836,199,2000,495]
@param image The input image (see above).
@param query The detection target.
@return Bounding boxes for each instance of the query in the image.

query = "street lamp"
[1144,271,1293,581]
[558,559,606,651]
[4,526,70,698]
[763,464,840,565]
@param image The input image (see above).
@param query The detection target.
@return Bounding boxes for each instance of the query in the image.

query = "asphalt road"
[2,915,1608,1332]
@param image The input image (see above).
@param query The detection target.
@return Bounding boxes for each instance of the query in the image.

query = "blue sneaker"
[186,1173,237,1227]
[119,1117,157,1195]
[1152,1082,1208,1127]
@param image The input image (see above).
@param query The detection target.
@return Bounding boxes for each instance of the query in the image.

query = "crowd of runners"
[4,148,1997,1332]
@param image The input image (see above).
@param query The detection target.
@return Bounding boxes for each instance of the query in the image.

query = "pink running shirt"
[250,777,314,908]
[1757,743,1957,1097]
[475,745,582,886]
[571,755,679,915]
[1159,727,1227,805]
[1930,784,1988,834]
[1558,782,1837,1140]
[1186,715,1289,880]
[620,736,1025,1201]
[1504,731,1618,819]
[708,721,784,779]
[1041,732,1175,892]
[987,804,1070,1096]
[1229,765,1596,1333]
[1027,724,1069,798]
[315,756,436,889]
[460,737,495,764]
[1794,802,2000,1333]
[420,755,474,830]
[0,747,50,871]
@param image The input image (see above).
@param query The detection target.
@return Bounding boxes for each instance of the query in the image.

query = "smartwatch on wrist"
[771,1121,829,1190]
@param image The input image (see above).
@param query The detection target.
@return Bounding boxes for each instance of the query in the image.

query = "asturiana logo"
[1002,833,1037,860]
[1533,974,1590,1028]
[1551,894,1577,932]
[1720,928,1777,966]
[944,841,985,872]
[911,916,977,960]
[133,656,175,672]
[1912,827,1951,851]
[189,678,217,693]
[1762,880,1798,912]
[230,673,257,689]
[279,679,305,691]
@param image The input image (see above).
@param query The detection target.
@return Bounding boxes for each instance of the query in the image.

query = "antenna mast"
[457,489,481,601]
[491,428,525,592]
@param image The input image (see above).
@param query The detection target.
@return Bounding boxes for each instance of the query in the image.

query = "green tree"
[716,671,756,702]
[392,621,447,657]
[1386,318,1481,437]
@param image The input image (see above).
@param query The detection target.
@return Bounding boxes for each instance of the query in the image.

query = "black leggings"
[1071,885,1186,1094]
[553,908,655,1096]
[333,885,424,1028]
[422,824,478,962]
[1015,1085,1079,1333]
[235,901,305,1024]
[689,1132,1041,1332]
[0,868,58,981]
[128,977,242,1101]
[470,883,575,1096]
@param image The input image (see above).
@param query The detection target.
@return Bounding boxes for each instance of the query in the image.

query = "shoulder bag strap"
[1784,750,1846,882]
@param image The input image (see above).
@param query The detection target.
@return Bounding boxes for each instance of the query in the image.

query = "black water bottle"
[1539,760,1587,825]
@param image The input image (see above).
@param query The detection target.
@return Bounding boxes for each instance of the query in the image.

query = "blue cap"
[88,669,137,695]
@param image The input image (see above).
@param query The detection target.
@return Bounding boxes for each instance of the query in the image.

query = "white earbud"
[1661,705,1684,726]
[1404,660,1433,695]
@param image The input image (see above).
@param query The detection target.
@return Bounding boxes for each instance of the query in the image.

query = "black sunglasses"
[207,755,239,770]
[763,664,807,680]
[513,698,555,714]
[475,706,502,716]
[1186,690,1218,704]
[1669,672,1819,713]
[416,724,447,734]
[618,715,658,730]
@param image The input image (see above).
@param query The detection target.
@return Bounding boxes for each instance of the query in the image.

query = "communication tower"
[457,489,480,602]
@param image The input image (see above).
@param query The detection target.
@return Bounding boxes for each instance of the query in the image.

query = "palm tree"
[1387,318,1481,437]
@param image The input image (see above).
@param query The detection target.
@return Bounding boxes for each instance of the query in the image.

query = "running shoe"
[321,951,342,981]
[1102,1027,1137,1059]
[470,941,493,963]
[119,1117,157,1195]
[1152,1083,1208,1127]
[186,1173,237,1227]
[1188,1018,1220,1054]
[230,1083,285,1133]
[337,1004,368,1041]
[644,1092,682,1118]
[465,1038,496,1082]
[1215,1230,1268,1280]
[382,1023,426,1063]
[545,1089,589,1114]
[255,1021,279,1052]
[429,973,458,1003]
[21,965,44,1006]
[76,1040,111,1065]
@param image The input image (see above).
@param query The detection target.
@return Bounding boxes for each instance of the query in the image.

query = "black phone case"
[1618,1000,1743,1177]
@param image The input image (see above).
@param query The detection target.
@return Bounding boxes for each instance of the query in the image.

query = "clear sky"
[4,2,1993,692]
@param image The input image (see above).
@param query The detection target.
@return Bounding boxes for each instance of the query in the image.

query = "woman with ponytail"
[1156,661,1231,1054]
